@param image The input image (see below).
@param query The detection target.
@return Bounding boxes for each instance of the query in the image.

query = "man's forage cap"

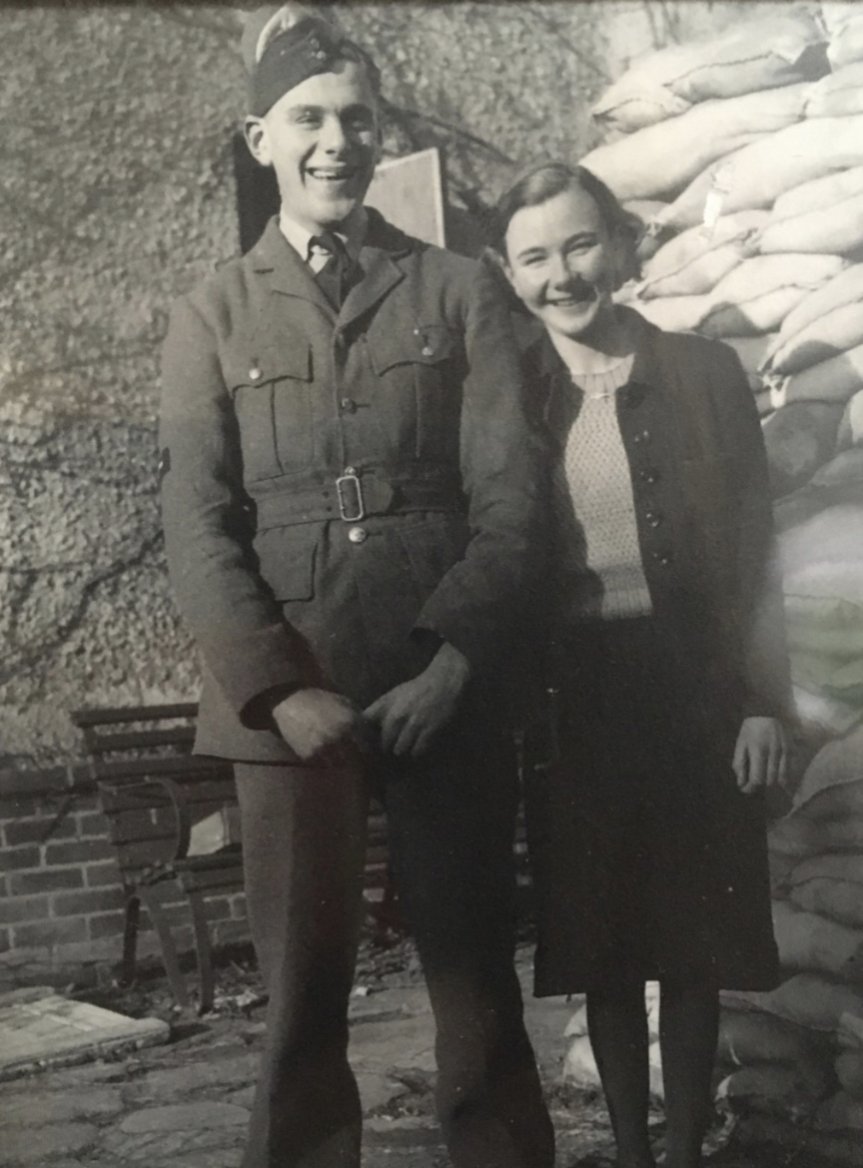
[241,4,378,117]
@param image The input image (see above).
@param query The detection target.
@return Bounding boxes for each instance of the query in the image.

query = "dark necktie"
[310,230,358,309]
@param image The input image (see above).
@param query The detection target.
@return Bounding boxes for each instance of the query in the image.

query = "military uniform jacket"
[159,214,546,762]
[518,310,792,726]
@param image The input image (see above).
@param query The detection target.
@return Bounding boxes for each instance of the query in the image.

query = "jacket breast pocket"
[367,324,463,461]
[253,523,319,603]
[226,342,314,482]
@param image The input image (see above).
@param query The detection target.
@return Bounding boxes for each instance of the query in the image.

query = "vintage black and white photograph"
[2,2,863,1166]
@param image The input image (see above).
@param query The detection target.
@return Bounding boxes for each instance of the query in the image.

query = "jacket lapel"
[248,217,334,317]
[339,210,413,329]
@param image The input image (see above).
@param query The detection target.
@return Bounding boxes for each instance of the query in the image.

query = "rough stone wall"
[0,0,762,769]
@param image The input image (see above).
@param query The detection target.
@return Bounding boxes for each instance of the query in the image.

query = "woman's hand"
[732,716,788,795]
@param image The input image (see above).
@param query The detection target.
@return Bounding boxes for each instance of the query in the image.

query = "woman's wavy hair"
[485,162,642,290]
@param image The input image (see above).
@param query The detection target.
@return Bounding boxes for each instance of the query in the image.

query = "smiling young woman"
[487,162,791,1168]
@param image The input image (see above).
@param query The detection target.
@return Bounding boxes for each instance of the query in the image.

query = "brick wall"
[0,774,249,988]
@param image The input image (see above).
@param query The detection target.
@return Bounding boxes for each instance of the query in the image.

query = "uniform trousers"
[235,712,554,1168]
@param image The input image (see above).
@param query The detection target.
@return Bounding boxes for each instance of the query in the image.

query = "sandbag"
[717,1005,816,1067]
[722,974,863,1034]
[790,725,863,816]
[792,854,863,889]
[637,212,766,299]
[716,1061,829,1117]
[780,500,863,583]
[757,191,863,257]
[812,446,863,490]
[630,295,710,334]
[847,389,863,444]
[776,265,863,345]
[822,817,863,851]
[768,815,825,858]
[723,333,776,375]
[816,1091,863,1132]
[769,342,863,410]
[771,166,863,224]
[772,899,863,982]
[836,1050,863,1100]
[762,402,845,496]
[827,10,863,71]
[639,239,749,300]
[591,10,826,134]
[792,878,863,930]
[764,304,863,377]
[654,116,863,232]
[769,849,796,897]
[583,84,810,203]
[563,1033,601,1088]
[806,64,863,119]
[565,1034,664,1097]
[638,254,846,340]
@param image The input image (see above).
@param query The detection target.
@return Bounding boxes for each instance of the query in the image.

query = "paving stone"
[0,1086,123,1125]
[103,1103,248,1163]
[119,1101,249,1135]
[356,1069,412,1114]
[0,991,168,1081]
[225,1083,256,1109]
[364,1115,444,1148]
[350,1013,435,1073]
[127,1053,258,1102]
[1,1121,99,1164]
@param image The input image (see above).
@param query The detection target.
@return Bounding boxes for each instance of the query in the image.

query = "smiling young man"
[158,7,553,1168]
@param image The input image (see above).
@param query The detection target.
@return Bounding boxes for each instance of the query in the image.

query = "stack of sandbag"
[720,724,863,1129]
[565,6,863,1130]
[583,4,863,734]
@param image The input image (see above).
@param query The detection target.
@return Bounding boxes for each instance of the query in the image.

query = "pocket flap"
[368,323,458,376]
[225,337,313,390]
[253,523,320,601]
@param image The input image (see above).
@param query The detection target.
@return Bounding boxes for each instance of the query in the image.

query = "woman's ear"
[244,116,272,167]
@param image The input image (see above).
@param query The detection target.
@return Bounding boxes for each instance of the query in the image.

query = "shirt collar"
[278,206,368,264]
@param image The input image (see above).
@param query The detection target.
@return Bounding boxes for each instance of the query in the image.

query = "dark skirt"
[525,617,780,997]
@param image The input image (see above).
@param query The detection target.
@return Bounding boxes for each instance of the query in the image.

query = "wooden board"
[365,147,446,247]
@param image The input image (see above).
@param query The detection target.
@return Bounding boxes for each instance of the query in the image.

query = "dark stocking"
[658,980,720,1168]
[586,982,656,1168]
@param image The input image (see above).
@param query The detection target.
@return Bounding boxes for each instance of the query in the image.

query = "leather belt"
[253,470,463,529]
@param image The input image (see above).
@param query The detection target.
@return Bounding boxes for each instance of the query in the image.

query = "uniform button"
[421,345,434,357]
[340,397,357,413]
[249,365,262,382]
[347,526,367,544]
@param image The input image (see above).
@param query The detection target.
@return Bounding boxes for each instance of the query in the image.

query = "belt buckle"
[336,468,365,521]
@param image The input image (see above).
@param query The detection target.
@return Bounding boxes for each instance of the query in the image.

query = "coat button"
[347,526,367,544]
[421,344,434,357]
[249,365,262,382]
[340,397,357,414]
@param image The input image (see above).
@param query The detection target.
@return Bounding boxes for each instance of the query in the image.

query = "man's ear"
[244,116,272,167]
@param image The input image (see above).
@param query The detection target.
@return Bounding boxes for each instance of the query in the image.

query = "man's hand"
[732,716,788,795]
[272,688,364,764]
[364,642,471,758]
